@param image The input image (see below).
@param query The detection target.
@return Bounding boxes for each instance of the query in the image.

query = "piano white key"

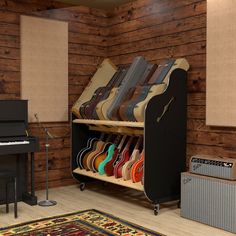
[0,141,30,146]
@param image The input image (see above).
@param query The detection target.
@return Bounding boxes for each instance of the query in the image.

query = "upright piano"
[0,100,39,205]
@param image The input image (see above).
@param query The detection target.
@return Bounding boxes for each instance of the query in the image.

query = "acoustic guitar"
[119,64,158,121]
[104,135,127,176]
[93,68,127,120]
[80,69,124,119]
[72,59,117,118]
[106,56,149,120]
[82,134,106,170]
[109,63,156,121]
[133,58,190,121]
[122,137,142,180]
[95,68,127,120]
[114,136,134,178]
[98,135,121,175]
[121,59,175,121]
[131,150,144,183]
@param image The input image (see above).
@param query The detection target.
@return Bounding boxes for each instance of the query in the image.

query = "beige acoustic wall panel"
[207,0,236,126]
[21,16,68,122]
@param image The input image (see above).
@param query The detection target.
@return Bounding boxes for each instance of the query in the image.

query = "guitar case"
[144,68,187,204]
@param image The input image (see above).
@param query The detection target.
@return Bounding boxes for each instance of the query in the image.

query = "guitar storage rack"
[71,68,187,215]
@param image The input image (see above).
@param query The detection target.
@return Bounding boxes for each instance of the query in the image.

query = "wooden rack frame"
[71,68,187,215]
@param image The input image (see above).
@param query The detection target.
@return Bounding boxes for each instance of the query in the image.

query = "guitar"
[106,56,149,120]
[91,136,114,172]
[114,136,134,178]
[119,64,158,121]
[97,135,121,175]
[76,137,94,168]
[77,137,99,169]
[82,134,106,170]
[131,150,144,183]
[80,69,124,119]
[133,58,190,121]
[72,58,117,118]
[122,59,176,122]
[104,135,127,176]
[122,137,142,180]
[93,68,127,120]
[110,63,156,121]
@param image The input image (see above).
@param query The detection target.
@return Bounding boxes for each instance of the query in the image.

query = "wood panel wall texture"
[0,0,108,190]
[1,0,235,190]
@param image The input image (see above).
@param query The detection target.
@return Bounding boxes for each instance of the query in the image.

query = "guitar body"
[92,142,111,172]
[78,138,98,169]
[104,149,119,176]
[131,152,144,183]
[76,137,93,168]
[98,144,116,175]
[83,140,105,170]
[115,149,131,178]
[122,149,140,180]
[72,59,117,118]
[133,83,167,122]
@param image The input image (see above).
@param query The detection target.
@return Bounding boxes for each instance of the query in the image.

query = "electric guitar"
[104,135,127,176]
[77,137,99,169]
[122,137,142,180]
[114,136,134,178]
[82,134,106,170]
[133,58,190,121]
[131,150,144,183]
[72,58,117,118]
[98,135,121,175]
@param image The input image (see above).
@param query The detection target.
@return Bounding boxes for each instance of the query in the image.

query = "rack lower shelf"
[73,168,144,192]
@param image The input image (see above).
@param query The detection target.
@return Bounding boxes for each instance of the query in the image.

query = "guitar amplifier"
[189,155,236,180]
[181,172,236,233]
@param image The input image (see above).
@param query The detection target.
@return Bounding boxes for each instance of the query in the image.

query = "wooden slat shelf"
[73,168,144,191]
[73,119,144,128]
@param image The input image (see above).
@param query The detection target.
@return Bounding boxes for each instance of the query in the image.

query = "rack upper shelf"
[73,119,144,128]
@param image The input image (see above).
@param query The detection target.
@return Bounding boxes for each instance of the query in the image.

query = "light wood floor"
[0,183,234,236]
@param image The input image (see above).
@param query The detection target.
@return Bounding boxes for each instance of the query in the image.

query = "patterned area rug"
[0,209,164,236]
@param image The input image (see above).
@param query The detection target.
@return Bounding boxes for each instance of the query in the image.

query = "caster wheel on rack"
[153,204,159,216]
[79,183,85,191]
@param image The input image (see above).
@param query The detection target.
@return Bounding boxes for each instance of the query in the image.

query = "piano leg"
[22,153,37,206]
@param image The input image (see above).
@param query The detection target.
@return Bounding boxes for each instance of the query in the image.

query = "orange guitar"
[131,150,144,183]
[122,137,142,180]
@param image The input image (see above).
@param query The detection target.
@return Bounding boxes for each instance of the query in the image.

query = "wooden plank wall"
[0,0,108,190]
[107,0,236,164]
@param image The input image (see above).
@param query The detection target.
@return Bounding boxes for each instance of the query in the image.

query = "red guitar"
[104,135,127,176]
[114,136,134,178]
[131,150,144,183]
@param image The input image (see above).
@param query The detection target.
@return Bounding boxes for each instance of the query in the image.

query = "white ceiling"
[56,0,135,10]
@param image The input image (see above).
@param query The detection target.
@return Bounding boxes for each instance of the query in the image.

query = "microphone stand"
[35,114,57,207]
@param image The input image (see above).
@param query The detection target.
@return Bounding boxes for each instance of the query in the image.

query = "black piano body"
[0,100,39,205]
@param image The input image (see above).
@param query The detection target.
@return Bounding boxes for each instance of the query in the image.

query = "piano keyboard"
[0,141,30,146]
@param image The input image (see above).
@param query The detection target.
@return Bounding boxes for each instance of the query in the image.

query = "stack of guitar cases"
[181,155,236,233]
